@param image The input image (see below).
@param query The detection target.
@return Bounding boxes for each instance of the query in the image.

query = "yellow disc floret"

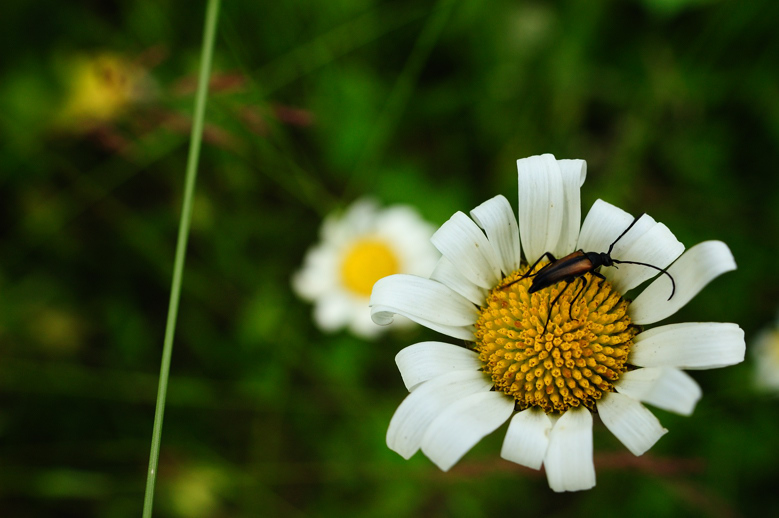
[474,263,637,413]
[341,239,400,297]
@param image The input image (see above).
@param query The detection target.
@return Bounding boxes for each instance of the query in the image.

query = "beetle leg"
[504,252,558,289]
[568,275,589,320]
[542,280,571,334]
[524,252,558,278]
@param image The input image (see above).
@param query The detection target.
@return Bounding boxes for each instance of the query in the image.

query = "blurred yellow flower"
[56,53,153,131]
[293,199,439,339]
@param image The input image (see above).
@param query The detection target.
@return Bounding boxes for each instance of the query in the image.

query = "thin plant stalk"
[142,0,221,516]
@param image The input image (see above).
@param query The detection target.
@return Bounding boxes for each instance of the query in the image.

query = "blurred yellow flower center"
[64,55,136,122]
[474,262,637,413]
[341,239,400,297]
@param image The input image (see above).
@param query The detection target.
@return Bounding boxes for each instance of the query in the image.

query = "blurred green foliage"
[1,0,778,516]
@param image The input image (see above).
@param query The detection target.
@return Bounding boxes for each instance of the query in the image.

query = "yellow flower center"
[341,239,400,297]
[64,55,136,123]
[474,262,637,413]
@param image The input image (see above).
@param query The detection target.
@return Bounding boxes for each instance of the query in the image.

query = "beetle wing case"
[529,250,593,293]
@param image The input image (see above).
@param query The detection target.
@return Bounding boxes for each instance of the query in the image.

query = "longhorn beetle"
[507,213,677,333]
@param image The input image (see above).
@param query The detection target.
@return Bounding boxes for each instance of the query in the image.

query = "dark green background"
[1,0,777,516]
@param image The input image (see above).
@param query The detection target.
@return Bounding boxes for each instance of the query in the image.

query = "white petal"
[543,406,596,492]
[348,304,389,339]
[615,368,702,416]
[321,199,378,244]
[555,159,587,257]
[576,199,634,255]
[370,275,478,341]
[374,205,439,277]
[629,241,737,325]
[292,244,339,300]
[431,212,502,289]
[500,408,552,470]
[370,307,474,341]
[596,392,667,456]
[517,154,565,263]
[630,322,746,370]
[370,275,477,326]
[395,342,482,391]
[313,293,355,332]
[420,391,515,471]
[470,195,521,275]
[592,212,656,286]
[387,370,493,459]
[603,213,655,257]
[430,256,488,306]
[609,222,685,294]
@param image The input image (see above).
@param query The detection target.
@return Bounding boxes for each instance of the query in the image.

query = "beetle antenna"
[611,259,676,300]
[607,213,646,255]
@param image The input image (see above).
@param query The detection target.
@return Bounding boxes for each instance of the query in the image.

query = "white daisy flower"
[752,315,779,391]
[293,198,439,339]
[370,154,745,492]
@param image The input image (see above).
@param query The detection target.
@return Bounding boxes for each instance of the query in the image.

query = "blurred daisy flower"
[55,53,155,131]
[752,314,779,391]
[293,199,439,339]
[370,154,745,492]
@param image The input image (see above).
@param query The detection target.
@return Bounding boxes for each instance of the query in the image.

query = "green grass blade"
[142,0,221,516]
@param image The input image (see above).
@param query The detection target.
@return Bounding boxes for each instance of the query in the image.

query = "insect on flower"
[370,154,745,493]
[511,213,677,332]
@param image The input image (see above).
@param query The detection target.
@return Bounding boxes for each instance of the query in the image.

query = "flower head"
[56,53,154,131]
[293,199,439,339]
[370,154,745,492]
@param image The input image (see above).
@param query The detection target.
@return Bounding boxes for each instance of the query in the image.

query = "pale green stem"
[142,0,221,516]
